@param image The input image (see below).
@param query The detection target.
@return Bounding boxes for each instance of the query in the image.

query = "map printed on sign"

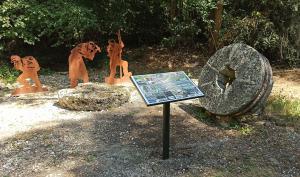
[131,71,205,106]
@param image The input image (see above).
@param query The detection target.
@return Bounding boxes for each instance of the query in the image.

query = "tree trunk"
[169,0,183,19]
[169,0,177,19]
[208,0,224,55]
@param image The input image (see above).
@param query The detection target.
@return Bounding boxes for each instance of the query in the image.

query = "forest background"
[0,0,299,73]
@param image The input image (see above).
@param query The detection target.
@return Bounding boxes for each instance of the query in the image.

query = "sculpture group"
[10,31,132,95]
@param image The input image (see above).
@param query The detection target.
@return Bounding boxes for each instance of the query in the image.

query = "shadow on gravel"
[0,105,299,177]
[178,103,217,127]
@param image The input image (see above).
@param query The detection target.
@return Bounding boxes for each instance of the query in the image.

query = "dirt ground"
[0,48,299,177]
[272,69,300,100]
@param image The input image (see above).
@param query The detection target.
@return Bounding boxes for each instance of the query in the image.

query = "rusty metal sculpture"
[68,41,101,88]
[10,55,47,95]
[105,30,132,84]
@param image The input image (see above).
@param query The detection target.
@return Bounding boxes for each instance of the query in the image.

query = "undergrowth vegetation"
[191,93,300,132]
[266,95,300,118]
[265,94,300,127]
[0,0,298,67]
[0,62,19,83]
[0,61,54,83]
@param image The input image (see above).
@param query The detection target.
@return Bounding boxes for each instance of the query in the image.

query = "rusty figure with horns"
[68,41,101,88]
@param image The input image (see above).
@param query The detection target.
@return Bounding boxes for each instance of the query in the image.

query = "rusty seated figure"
[68,41,101,88]
[105,30,132,84]
[10,55,47,95]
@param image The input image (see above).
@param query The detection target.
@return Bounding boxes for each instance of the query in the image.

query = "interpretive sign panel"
[131,71,204,106]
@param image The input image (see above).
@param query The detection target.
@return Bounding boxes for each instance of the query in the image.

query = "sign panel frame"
[131,71,205,106]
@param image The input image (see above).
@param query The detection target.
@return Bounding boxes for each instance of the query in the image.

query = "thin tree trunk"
[169,0,183,19]
[169,0,177,19]
[209,0,224,55]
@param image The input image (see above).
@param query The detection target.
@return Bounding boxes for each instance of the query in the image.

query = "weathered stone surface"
[57,83,129,111]
[198,43,273,116]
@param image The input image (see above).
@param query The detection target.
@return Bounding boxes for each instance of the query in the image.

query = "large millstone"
[198,43,273,116]
[57,83,130,111]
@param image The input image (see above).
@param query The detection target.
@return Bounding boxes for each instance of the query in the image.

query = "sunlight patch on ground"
[0,101,95,140]
[272,69,300,100]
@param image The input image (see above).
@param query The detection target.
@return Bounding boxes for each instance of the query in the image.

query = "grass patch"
[239,125,254,135]
[266,95,300,117]
[185,105,254,133]
[265,94,300,127]
[227,120,254,135]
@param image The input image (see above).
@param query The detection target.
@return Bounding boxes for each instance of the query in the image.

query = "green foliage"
[0,0,167,53]
[0,0,98,48]
[239,125,254,135]
[223,0,300,67]
[223,12,280,52]
[193,106,255,134]
[265,94,300,128]
[0,0,298,67]
[280,23,300,67]
[266,95,300,118]
[161,0,217,48]
[0,62,19,83]
[161,19,199,47]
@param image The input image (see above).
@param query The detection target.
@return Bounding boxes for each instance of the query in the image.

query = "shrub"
[161,0,217,48]
[222,12,280,56]
[0,0,98,48]
[223,0,300,67]
[0,62,19,84]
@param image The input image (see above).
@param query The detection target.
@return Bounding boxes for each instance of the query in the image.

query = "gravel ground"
[0,72,299,177]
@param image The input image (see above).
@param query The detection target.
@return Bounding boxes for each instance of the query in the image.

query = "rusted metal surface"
[10,55,47,95]
[68,41,101,88]
[105,30,132,84]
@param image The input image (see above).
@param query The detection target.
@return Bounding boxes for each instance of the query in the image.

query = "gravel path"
[0,72,299,177]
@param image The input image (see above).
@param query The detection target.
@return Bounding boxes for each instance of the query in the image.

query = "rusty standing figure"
[68,41,101,88]
[105,30,132,84]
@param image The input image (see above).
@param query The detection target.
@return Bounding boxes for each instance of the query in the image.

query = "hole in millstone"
[216,65,236,93]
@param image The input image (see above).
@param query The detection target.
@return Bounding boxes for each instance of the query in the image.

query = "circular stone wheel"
[198,43,273,116]
[57,83,130,111]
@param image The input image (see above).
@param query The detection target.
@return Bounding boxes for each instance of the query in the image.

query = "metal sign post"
[131,71,205,159]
